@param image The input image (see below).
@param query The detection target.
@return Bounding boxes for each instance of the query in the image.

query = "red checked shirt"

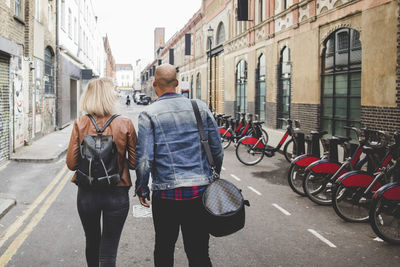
[137,185,208,201]
[154,186,208,200]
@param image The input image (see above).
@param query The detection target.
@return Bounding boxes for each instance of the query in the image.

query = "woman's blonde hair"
[80,77,117,117]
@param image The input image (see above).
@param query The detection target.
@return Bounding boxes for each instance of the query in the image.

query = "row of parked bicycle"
[214,112,400,245]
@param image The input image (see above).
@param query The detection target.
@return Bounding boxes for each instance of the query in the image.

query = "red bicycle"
[219,113,268,149]
[235,118,296,165]
[369,159,400,244]
[303,128,388,206]
[332,132,398,222]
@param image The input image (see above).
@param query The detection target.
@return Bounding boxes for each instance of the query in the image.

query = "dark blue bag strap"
[190,100,215,168]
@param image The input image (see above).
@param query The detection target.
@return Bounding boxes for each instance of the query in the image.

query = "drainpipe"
[55,0,60,129]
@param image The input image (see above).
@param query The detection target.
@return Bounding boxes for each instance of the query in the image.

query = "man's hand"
[138,194,150,208]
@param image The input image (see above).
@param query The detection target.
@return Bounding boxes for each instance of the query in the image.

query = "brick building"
[143,0,400,137]
[103,35,116,81]
[0,0,57,164]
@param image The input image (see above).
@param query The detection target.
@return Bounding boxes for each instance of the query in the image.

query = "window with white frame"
[74,17,78,43]
[35,0,41,22]
[61,0,65,29]
[14,0,22,18]
[68,9,72,38]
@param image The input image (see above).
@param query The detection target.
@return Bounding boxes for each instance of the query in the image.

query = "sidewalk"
[0,125,73,219]
[10,124,73,163]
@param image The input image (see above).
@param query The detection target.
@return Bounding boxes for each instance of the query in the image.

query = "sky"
[94,0,202,68]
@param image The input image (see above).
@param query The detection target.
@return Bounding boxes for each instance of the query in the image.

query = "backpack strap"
[87,114,120,135]
[100,114,120,133]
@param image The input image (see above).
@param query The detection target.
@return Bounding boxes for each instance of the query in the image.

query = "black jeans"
[152,195,212,267]
[77,186,129,267]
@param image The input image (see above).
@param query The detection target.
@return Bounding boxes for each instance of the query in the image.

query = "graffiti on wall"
[35,59,43,134]
[13,76,24,146]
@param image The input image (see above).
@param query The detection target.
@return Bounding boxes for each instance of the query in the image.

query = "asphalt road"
[0,100,399,267]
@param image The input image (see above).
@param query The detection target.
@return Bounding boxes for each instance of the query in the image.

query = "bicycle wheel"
[283,138,294,163]
[221,129,232,149]
[236,139,265,166]
[261,129,269,145]
[303,171,334,205]
[370,194,400,244]
[332,184,370,222]
[288,164,306,196]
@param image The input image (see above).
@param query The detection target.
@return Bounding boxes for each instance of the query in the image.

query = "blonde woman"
[66,77,137,267]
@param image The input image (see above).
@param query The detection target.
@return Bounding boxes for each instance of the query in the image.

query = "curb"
[10,148,68,163]
[0,195,16,220]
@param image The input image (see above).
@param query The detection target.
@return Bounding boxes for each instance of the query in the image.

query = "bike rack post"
[328,137,340,162]
[294,132,305,156]
[310,131,321,157]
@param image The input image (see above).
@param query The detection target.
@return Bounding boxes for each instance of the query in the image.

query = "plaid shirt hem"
[153,186,207,201]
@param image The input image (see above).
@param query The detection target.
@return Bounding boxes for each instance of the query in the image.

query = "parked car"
[134,93,145,104]
[136,94,152,105]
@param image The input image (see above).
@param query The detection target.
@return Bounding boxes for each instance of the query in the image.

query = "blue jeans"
[77,186,129,267]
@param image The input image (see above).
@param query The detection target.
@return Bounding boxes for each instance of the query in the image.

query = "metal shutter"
[0,53,10,164]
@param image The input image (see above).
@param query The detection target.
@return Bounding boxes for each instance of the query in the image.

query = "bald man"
[135,64,223,267]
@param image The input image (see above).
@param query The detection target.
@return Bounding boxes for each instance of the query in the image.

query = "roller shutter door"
[0,53,10,164]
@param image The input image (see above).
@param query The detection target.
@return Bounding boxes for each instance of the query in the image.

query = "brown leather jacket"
[66,114,137,187]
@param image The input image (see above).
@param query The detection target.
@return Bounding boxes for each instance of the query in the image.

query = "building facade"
[56,0,104,127]
[0,0,57,164]
[103,35,116,80]
[143,0,400,137]
[116,64,134,88]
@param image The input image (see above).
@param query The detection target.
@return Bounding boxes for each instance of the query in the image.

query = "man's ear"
[173,79,178,87]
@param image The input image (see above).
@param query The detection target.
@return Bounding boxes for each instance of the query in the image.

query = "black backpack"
[75,114,122,187]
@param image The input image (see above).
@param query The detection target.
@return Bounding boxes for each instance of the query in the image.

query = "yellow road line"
[0,170,73,266]
[0,161,10,172]
[0,165,68,250]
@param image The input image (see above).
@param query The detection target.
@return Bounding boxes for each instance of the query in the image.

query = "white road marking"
[222,166,226,171]
[307,229,336,248]
[272,203,291,216]
[373,237,384,242]
[132,205,152,218]
[230,174,241,181]
[248,186,262,196]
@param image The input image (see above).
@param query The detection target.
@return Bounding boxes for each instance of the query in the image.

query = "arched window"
[278,46,291,128]
[235,60,248,117]
[216,22,225,45]
[256,54,266,122]
[196,73,201,99]
[44,47,54,94]
[321,28,361,138]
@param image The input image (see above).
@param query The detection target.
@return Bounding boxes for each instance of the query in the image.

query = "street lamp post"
[207,26,214,111]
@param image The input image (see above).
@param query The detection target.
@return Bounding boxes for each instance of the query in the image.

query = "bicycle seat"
[331,136,351,143]
[222,115,231,119]
[253,121,265,125]
[216,114,224,118]
[310,130,328,136]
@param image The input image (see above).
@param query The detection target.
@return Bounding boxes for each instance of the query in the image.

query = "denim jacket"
[135,93,223,197]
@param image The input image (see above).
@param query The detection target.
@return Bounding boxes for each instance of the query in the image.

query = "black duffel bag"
[202,177,250,237]
[191,100,250,237]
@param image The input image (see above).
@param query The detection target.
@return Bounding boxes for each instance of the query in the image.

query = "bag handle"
[190,100,216,169]
[87,114,120,135]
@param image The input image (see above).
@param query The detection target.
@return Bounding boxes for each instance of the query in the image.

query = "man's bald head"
[153,64,178,93]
